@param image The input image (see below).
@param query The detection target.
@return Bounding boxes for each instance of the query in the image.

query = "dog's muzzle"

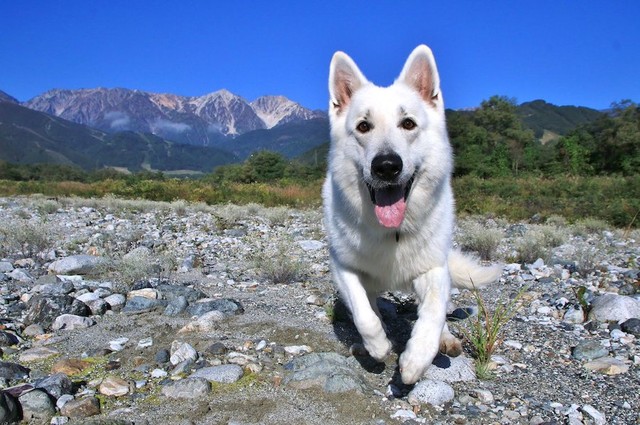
[365,153,415,228]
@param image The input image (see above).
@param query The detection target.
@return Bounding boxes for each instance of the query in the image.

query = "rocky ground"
[0,195,638,425]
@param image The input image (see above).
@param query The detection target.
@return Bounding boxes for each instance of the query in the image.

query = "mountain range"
[23,88,326,145]
[0,86,606,173]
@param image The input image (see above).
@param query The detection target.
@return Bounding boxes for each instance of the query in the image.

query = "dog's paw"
[398,350,428,385]
[439,333,463,357]
[363,337,392,362]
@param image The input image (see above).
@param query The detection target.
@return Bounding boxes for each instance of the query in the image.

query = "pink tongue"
[374,198,406,228]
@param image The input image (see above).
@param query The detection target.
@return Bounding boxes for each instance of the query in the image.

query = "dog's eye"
[356,121,371,133]
[401,118,417,130]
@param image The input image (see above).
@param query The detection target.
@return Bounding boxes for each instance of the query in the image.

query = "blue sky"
[2,1,638,111]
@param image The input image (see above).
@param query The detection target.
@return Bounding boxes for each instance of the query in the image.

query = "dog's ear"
[398,45,441,105]
[329,51,367,113]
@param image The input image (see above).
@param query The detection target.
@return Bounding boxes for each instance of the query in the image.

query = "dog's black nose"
[371,153,403,181]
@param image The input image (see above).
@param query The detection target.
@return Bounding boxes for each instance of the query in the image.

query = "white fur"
[323,45,501,384]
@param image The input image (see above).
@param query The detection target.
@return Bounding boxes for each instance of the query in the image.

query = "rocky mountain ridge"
[22,87,326,144]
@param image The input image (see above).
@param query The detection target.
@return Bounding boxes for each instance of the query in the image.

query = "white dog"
[323,45,501,384]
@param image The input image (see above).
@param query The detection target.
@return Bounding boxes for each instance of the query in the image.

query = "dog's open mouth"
[366,175,415,228]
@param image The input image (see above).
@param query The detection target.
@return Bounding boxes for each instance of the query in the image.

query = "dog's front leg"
[399,266,450,384]
[333,265,392,361]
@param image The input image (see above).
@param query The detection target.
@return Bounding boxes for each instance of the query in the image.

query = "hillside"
[0,102,237,172]
[517,99,604,140]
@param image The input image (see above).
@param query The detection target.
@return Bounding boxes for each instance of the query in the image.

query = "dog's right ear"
[329,51,367,114]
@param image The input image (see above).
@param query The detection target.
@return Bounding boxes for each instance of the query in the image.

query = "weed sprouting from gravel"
[455,283,528,379]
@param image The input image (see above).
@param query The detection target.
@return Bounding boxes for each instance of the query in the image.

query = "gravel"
[0,196,638,424]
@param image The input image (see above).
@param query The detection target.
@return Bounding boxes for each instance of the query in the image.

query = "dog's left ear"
[398,45,441,105]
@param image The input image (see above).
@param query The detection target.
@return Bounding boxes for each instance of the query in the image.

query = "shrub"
[457,220,504,261]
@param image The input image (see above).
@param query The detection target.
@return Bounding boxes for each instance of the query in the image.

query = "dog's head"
[328,45,452,229]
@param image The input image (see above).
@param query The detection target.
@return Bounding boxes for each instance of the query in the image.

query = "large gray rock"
[24,295,90,329]
[19,389,56,422]
[161,378,211,399]
[588,294,640,322]
[424,354,476,383]
[0,391,20,424]
[48,255,106,275]
[51,314,96,331]
[189,365,243,384]
[284,352,369,394]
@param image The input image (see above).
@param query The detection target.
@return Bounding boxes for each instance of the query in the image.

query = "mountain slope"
[23,88,325,145]
[0,90,19,104]
[517,100,604,139]
[0,102,237,172]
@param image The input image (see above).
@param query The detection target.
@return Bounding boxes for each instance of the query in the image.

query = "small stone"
[8,268,34,282]
[104,294,126,310]
[0,262,13,273]
[186,298,243,317]
[0,331,19,347]
[189,364,244,383]
[48,255,105,275]
[563,307,585,324]
[297,240,323,251]
[109,337,130,351]
[19,389,56,422]
[127,288,159,299]
[170,341,198,365]
[34,373,73,399]
[164,295,188,316]
[122,296,164,314]
[19,346,60,362]
[581,404,606,425]
[284,345,313,355]
[99,376,130,396]
[407,379,455,406]
[504,340,523,350]
[150,369,167,378]
[206,342,228,355]
[0,361,30,380]
[390,409,417,420]
[56,394,74,410]
[178,310,225,333]
[52,314,95,331]
[583,357,630,375]
[137,337,153,348]
[572,340,608,361]
[51,359,91,376]
[85,298,109,315]
[22,324,45,337]
[620,318,640,337]
[155,349,170,364]
[59,396,100,418]
[161,377,211,399]
[472,388,494,404]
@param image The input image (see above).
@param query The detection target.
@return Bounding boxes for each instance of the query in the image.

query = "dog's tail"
[448,249,502,289]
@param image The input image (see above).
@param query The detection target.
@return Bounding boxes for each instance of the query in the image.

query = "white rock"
[504,340,523,350]
[151,368,168,378]
[284,345,313,355]
[390,409,417,420]
[407,379,455,406]
[109,337,129,351]
[170,341,198,365]
[48,255,105,275]
[581,404,606,425]
[297,240,324,251]
[588,294,640,322]
[104,294,126,309]
[51,314,95,331]
[127,288,159,299]
[137,337,153,348]
[563,307,585,324]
